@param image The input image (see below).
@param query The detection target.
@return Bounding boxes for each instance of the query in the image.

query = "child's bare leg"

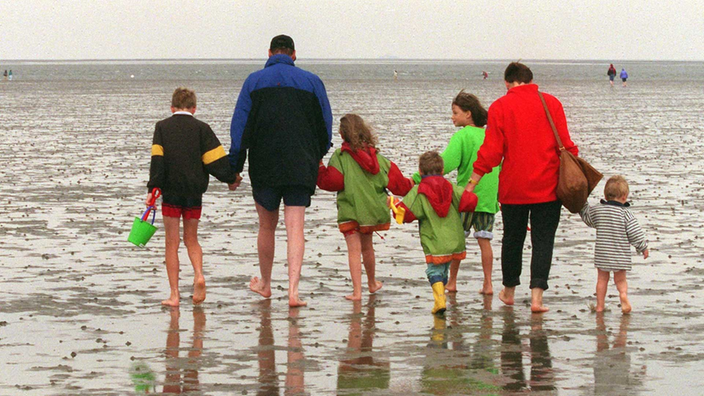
[344,232,363,301]
[251,203,276,298]
[284,205,307,307]
[183,218,205,304]
[162,216,181,307]
[613,270,631,314]
[478,237,493,295]
[596,269,610,313]
[498,286,515,305]
[445,259,461,293]
[360,233,382,293]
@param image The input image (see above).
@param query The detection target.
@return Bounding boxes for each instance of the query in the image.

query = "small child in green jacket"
[393,151,478,314]
[413,91,499,295]
[318,114,414,301]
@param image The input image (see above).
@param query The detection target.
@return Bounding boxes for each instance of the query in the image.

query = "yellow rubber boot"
[431,282,446,315]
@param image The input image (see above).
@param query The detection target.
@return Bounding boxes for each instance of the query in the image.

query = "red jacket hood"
[418,176,454,217]
[341,142,380,175]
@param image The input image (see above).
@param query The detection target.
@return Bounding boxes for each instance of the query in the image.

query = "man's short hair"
[504,62,533,84]
[604,175,629,200]
[172,87,196,109]
[270,34,295,56]
[419,151,444,176]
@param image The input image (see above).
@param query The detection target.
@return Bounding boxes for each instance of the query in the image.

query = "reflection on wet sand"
[256,300,279,396]
[254,300,306,396]
[593,313,643,395]
[337,295,390,395]
[500,309,555,392]
[420,295,501,395]
[163,307,205,394]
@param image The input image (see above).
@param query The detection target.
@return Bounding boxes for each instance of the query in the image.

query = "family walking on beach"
[145,35,648,316]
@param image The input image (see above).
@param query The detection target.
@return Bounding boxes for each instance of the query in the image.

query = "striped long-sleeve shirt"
[579,200,648,271]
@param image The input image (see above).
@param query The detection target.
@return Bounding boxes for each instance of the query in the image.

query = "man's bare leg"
[344,232,363,301]
[498,286,515,306]
[478,238,494,295]
[162,216,181,307]
[284,205,307,307]
[250,203,277,298]
[613,270,631,314]
[595,269,610,313]
[183,218,205,304]
[531,287,549,313]
[360,233,383,293]
[445,259,461,293]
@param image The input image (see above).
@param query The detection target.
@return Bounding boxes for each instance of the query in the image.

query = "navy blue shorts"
[252,186,311,211]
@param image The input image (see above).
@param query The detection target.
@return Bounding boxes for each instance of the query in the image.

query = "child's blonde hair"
[172,87,196,109]
[339,114,378,151]
[419,151,444,176]
[604,175,629,200]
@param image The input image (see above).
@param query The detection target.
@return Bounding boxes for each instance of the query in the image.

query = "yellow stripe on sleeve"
[151,144,164,156]
[202,145,227,165]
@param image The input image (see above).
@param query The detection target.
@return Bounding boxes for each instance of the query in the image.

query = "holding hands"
[228,173,243,191]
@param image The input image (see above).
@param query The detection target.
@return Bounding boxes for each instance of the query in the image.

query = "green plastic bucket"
[128,207,157,247]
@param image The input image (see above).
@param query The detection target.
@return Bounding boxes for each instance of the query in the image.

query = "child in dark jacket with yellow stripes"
[147,87,241,307]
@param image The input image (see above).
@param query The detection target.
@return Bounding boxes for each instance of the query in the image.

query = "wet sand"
[0,61,703,395]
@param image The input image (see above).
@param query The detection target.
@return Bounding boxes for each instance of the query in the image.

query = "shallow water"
[0,60,703,395]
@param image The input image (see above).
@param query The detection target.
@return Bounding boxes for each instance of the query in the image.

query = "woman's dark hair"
[452,90,488,127]
[504,62,533,84]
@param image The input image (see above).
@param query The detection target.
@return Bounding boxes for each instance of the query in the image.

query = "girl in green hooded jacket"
[413,91,500,295]
[318,114,414,301]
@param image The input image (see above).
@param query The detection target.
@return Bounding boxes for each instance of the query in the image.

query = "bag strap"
[538,91,564,151]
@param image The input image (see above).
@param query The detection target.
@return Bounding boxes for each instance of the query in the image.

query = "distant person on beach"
[391,151,478,315]
[465,62,579,313]
[620,68,628,86]
[317,114,413,300]
[482,71,489,79]
[8,70,12,81]
[2,70,6,81]
[394,70,398,80]
[147,87,241,307]
[579,175,649,314]
[412,91,499,295]
[229,34,333,307]
[607,64,617,86]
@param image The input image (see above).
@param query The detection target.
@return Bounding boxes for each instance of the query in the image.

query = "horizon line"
[1,57,703,63]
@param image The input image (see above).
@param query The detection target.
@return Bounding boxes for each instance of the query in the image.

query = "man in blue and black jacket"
[229,34,333,307]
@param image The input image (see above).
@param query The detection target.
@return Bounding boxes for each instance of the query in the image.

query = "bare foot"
[445,284,457,293]
[249,276,272,298]
[193,277,206,305]
[479,283,494,295]
[345,294,362,301]
[531,304,549,313]
[595,306,605,313]
[530,288,548,313]
[368,280,383,294]
[162,294,180,307]
[620,294,632,314]
[498,288,515,305]
[289,296,308,307]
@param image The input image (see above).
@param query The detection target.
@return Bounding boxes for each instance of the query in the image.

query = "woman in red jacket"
[465,62,578,313]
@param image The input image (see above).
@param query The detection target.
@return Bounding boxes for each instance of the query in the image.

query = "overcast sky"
[1,0,702,61]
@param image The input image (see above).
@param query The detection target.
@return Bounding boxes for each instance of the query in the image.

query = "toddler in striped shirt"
[580,175,649,314]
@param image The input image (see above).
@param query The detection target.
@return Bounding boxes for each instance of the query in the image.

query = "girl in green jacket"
[318,114,414,301]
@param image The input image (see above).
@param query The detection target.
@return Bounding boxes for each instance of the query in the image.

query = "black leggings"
[501,201,561,290]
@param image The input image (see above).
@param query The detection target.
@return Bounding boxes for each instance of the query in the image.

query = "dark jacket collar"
[265,54,295,68]
[600,199,630,207]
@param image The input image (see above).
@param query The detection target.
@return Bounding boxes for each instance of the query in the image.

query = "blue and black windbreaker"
[229,54,333,194]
